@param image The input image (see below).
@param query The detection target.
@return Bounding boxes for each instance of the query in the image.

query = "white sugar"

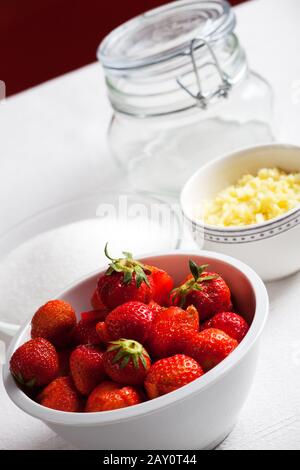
[0,216,176,326]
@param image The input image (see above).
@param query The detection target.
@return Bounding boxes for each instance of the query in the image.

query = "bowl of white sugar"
[0,192,181,336]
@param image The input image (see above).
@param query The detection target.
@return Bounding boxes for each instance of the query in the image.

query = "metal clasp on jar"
[176,37,232,109]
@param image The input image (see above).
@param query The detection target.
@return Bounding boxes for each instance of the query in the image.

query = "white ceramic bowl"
[181,144,300,282]
[3,251,268,450]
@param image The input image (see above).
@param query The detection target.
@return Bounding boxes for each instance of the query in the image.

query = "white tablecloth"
[1,0,300,450]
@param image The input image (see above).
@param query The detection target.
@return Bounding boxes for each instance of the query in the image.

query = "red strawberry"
[146,328,186,360]
[10,338,59,387]
[85,381,142,412]
[72,317,102,346]
[148,300,165,316]
[91,288,106,310]
[203,311,249,343]
[144,354,203,399]
[146,265,174,306]
[184,328,238,371]
[37,376,81,412]
[81,309,108,322]
[159,305,199,329]
[70,344,106,395]
[97,245,154,310]
[96,301,154,344]
[96,321,112,344]
[171,261,232,321]
[103,339,151,386]
[31,300,77,348]
[146,305,199,358]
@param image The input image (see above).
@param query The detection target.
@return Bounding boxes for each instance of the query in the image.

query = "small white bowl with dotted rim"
[181,144,300,282]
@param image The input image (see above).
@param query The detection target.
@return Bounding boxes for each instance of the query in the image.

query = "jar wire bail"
[176,37,232,109]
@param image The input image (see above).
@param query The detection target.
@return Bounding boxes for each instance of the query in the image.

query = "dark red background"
[1,0,245,96]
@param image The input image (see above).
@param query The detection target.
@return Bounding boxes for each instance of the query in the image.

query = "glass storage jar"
[98,0,274,196]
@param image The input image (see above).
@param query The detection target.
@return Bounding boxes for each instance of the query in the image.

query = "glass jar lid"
[98,1,247,116]
[99,0,235,71]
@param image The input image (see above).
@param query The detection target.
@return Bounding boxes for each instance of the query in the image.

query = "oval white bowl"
[3,250,268,450]
[181,144,300,281]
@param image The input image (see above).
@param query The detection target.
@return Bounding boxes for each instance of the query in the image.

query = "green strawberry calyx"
[11,370,36,388]
[107,339,149,369]
[170,260,218,307]
[104,243,151,288]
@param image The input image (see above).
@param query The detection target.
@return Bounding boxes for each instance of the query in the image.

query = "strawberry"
[103,339,151,386]
[96,321,112,344]
[72,317,102,346]
[171,260,232,321]
[203,311,249,343]
[96,301,154,344]
[97,244,154,310]
[70,344,106,395]
[81,309,108,322]
[72,309,110,346]
[146,265,174,306]
[31,300,77,348]
[37,376,81,412]
[146,306,199,358]
[158,305,199,329]
[184,328,238,371]
[10,338,59,387]
[91,288,106,310]
[148,300,165,316]
[144,354,204,399]
[85,381,143,412]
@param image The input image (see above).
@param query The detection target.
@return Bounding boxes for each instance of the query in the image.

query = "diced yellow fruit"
[203,168,300,227]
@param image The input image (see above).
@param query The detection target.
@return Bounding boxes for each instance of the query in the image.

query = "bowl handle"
[0,321,20,336]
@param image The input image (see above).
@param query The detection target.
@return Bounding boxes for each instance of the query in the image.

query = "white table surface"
[1,0,300,450]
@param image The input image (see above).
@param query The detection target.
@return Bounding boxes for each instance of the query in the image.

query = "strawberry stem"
[171,260,218,306]
[12,371,36,388]
[104,244,151,288]
[189,260,209,281]
[104,242,114,261]
[107,339,149,370]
